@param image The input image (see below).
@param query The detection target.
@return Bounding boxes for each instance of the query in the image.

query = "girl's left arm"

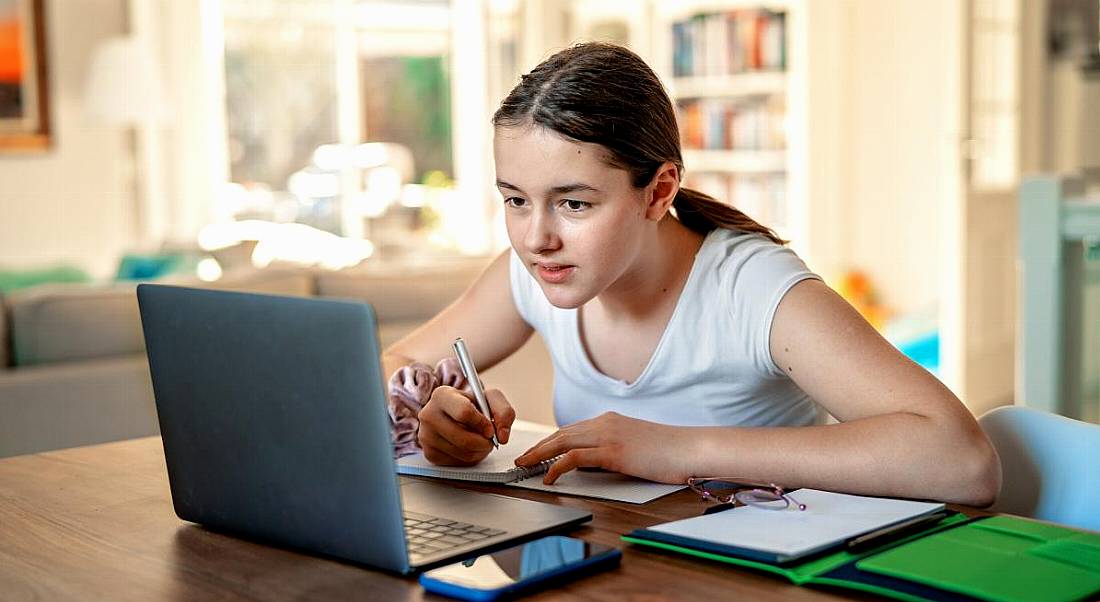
[691,278,1001,506]
[516,279,1000,506]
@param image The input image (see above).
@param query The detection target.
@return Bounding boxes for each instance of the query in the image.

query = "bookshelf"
[648,0,843,272]
[669,71,786,98]
[561,0,843,269]
[652,1,792,242]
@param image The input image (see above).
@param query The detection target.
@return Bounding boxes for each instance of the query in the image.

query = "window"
[217,0,481,266]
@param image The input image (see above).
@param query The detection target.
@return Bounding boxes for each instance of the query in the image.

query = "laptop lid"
[137,284,590,574]
[138,284,411,571]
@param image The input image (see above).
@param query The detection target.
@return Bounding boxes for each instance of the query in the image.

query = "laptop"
[136,284,590,574]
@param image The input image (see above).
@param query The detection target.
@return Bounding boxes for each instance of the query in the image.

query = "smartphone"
[418,535,621,601]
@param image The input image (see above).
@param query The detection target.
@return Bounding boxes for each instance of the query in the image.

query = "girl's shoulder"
[698,228,819,301]
[700,228,803,270]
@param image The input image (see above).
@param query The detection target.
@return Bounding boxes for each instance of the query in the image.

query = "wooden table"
[0,437,955,601]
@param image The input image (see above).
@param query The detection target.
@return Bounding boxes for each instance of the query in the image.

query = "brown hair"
[492,42,784,245]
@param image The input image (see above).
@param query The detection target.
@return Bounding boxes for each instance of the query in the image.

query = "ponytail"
[672,187,786,245]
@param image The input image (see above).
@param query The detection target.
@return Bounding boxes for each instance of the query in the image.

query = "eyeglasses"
[687,477,807,512]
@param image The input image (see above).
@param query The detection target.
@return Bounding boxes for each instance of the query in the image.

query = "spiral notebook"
[396,421,684,504]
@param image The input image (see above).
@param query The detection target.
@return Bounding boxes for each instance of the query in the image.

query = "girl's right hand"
[417,386,516,466]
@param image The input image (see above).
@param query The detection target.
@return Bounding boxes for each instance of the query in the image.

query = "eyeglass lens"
[693,479,805,511]
[698,481,742,501]
[735,489,789,510]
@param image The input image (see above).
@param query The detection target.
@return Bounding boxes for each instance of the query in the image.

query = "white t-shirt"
[509,227,821,428]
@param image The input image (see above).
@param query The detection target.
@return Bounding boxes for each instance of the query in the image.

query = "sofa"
[0,259,555,458]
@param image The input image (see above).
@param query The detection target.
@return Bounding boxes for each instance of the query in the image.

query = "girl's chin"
[539,285,589,310]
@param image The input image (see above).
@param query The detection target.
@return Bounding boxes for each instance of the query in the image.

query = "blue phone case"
[419,543,622,601]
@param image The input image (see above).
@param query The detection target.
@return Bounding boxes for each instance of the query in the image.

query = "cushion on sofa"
[8,268,316,367]
[9,283,145,367]
[314,260,487,322]
[162,266,315,297]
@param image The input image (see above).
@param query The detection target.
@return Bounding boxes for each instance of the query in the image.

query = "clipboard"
[631,488,947,564]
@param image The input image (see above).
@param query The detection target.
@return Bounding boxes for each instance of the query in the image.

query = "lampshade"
[84,35,166,125]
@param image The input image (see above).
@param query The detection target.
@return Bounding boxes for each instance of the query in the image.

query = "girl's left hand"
[513,412,695,485]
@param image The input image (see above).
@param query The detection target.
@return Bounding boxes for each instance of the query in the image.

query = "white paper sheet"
[647,489,945,561]
[508,469,685,504]
[397,420,685,503]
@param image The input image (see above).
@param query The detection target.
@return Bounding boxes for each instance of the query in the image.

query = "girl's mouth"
[536,264,575,284]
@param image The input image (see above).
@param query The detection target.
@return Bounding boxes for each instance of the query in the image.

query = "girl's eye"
[563,199,590,212]
[504,197,527,208]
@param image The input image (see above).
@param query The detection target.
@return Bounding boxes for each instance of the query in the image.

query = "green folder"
[623,514,1100,602]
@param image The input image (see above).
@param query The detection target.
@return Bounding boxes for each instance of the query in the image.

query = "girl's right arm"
[382,250,535,465]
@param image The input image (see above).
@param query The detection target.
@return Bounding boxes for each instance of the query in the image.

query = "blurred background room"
[1,0,1098,457]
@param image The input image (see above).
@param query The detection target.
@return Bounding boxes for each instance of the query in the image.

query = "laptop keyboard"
[404,511,507,560]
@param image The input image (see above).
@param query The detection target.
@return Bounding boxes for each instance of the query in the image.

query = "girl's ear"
[644,162,681,221]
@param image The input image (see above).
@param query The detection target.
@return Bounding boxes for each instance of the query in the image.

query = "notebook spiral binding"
[514,458,557,480]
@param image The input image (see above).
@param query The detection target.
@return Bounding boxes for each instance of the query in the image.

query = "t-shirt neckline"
[570,228,719,391]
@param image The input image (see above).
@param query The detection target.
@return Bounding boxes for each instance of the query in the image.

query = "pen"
[451,337,500,449]
[845,510,950,553]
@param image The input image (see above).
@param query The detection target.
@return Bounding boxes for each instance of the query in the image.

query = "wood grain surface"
[0,437,973,601]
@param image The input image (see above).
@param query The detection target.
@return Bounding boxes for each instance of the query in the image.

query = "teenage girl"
[382,42,1000,506]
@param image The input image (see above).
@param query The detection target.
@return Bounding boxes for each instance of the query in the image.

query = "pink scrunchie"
[388,358,469,458]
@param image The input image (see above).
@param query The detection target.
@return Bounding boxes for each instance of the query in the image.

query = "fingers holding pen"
[419,424,493,465]
[418,386,494,465]
[484,389,515,444]
[444,387,496,438]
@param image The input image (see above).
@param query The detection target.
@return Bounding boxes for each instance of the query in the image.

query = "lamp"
[84,36,165,125]
[84,35,168,247]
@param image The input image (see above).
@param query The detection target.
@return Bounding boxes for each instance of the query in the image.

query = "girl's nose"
[524,209,560,255]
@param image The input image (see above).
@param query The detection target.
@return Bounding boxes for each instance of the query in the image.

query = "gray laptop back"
[137,284,410,572]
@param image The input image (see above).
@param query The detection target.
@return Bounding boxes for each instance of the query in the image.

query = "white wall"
[842,0,957,315]
[0,0,135,279]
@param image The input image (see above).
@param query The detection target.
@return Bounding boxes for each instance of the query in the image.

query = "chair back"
[979,405,1100,532]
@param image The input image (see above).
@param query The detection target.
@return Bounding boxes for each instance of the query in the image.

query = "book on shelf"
[672,9,786,78]
[678,96,785,151]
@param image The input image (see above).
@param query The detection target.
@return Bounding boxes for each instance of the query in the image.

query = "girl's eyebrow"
[496,180,601,195]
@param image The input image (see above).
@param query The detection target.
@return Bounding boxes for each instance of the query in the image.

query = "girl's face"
[493,125,651,309]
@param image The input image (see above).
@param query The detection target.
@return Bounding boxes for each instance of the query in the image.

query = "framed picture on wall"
[0,0,49,152]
